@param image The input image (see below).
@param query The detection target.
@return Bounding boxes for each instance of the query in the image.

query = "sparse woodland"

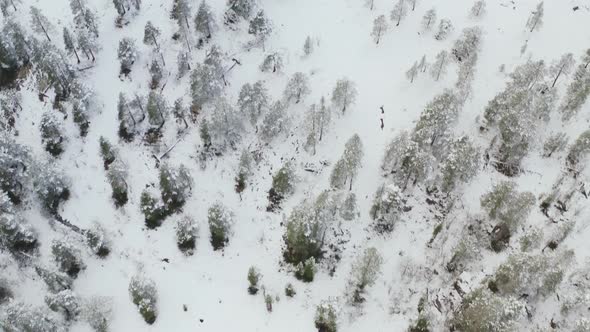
[1,0,590,331]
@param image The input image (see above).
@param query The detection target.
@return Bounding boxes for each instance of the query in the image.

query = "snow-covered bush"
[45,289,81,321]
[40,111,66,157]
[208,202,234,250]
[0,301,64,332]
[235,150,253,194]
[159,163,192,213]
[339,193,357,221]
[117,37,137,75]
[106,160,128,208]
[35,265,73,293]
[567,129,590,171]
[348,247,383,304]
[260,52,283,73]
[34,166,70,215]
[370,184,405,233]
[480,181,535,234]
[247,266,261,295]
[0,193,38,254]
[140,189,168,229]
[82,296,112,332]
[542,132,568,158]
[237,81,269,125]
[0,134,32,205]
[84,222,110,258]
[51,239,86,278]
[314,302,337,332]
[295,257,316,282]
[450,287,524,332]
[176,215,198,255]
[267,161,296,211]
[129,274,158,324]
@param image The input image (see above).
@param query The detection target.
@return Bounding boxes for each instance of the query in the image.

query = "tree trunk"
[551,66,563,87]
[10,0,17,11]
[88,48,95,62]
[73,48,81,64]
[36,16,52,42]
[436,56,445,81]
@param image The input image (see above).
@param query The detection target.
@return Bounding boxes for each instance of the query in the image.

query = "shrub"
[34,166,70,215]
[99,137,116,170]
[159,163,192,213]
[85,223,110,258]
[35,265,73,293]
[45,289,81,321]
[314,302,337,332]
[247,266,261,295]
[176,215,198,255]
[51,239,86,278]
[267,162,296,211]
[208,202,233,250]
[40,111,66,157]
[140,189,169,229]
[285,283,296,297]
[129,275,158,325]
[295,257,316,282]
[349,247,383,304]
[82,296,113,332]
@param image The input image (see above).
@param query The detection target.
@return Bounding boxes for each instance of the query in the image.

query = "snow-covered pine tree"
[40,111,66,157]
[176,215,198,255]
[439,136,480,192]
[195,0,215,39]
[30,6,53,42]
[249,10,272,49]
[51,239,86,278]
[526,1,544,33]
[260,100,289,143]
[209,97,245,149]
[235,149,253,193]
[284,72,310,104]
[470,0,486,18]
[143,21,161,47]
[45,289,81,321]
[370,183,405,232]
[430,50,449,81]
[0,301,64,332]
[331,78,357,113]
[117,38,137,75]
[390,0,408,27]
[82,296,113,332]
[406,61,418,83]
[267,161,296,211]
[129,274,158,324]
[435,19,453,40]
[190,62,224,110]
[371,15,388,44]
[260,52,283,73]
[237,80,269,125]
[224,0,255,25]
[0,192,38,255]
[566,129,590,172]
[159,163,191,213]
[348,247,383,304]
[208,202,234,250]
[0,135,32,205]
[421,8,436,31]
[560,50,590,120]
[330,134,364,190]
[303,99,331,155]
[549,53,575,87]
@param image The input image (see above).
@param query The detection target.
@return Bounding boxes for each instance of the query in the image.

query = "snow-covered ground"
[2,0,590,331]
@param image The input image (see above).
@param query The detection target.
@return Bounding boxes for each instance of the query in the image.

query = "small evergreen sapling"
[267,161,296,211]
[176,215,198,255]
[40,111,66,157]
[208,202,233,250]
[295,257,316,282]
[247,266,261,294]
[159,163,192,213]
[314,302,337,332]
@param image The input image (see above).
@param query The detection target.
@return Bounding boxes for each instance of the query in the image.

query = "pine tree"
[195,0,215,39]
[560,51,590,121]
[330,134,363,190]
[303,36,314,57]
[315,302,338,332]
[107,160,128,208]
[260,100,289,143]
[406,61,418,83]
[129,274,158,324]
[190,63,224,110]
[0,192,38,254]
[371,15,388,44]
[382,131,433,189]
[542,132,568,158]
[365,0,375,10]
[76,27,98,62]
[176,51,192,79]
[526,1,544,33]
[30,6,53,42]
[412,90,460,158]
[260,52,283,73]
[0,134,32,205]
[235,149,253,193]
[0,19,31,71]
[550,53,575,87]
[209,98,245,149]
[430,50,449,81]
[117,38,137,75]
[35,265,74,293]
[159,163,192,213]
[146,91,167,128]
[480,181,535,233]
[435,19,453,40]
[249,10,272,48]
[143,21,161,47]
[567,129,590,171]
[52,239,86,278]
[149,58,164,89]
[349,247,383,304]
[439,136,480,192]
[283,200,329,264]
[208,202,234,250]
[176,215,198,255]
[237,81,269,124]
[267,161,296,211]
[45,289,81,321]
[284,72,310,104]
[418,55,427,73]
[303,99,331,155]
[369,184,405,232]
[421,8,436,31]
[82,296,112,332]
[225,0,255,24]
[339,192,357,220]
[247,266,261,294]
[295,257,316,282]
[40,111,66,157]
[331,78,357,113]
[390,0,408,26]
[0,301,63,332]
[470,0,486,17]
[85,222,110,257]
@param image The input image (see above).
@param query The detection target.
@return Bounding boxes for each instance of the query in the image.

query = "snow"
[2,0,590,331]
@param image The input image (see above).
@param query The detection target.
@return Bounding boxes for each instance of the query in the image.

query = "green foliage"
[107,161,128,208]
[208,202,233,250]
[34,166,70,215]
[159,163,192,213]
[450,287,524,332]
[99,137,116,170]
[51,239,86,278]
[480,181,535,231]
[315,302,337,332]
[283,200,329,265]
[408,315,430,332]
[176,215,198,255]
[140,190,169,229]
[285,283,296,297]
[370,184,405,233]
[519,227,543,252]
[567,129,590,170]
[247,266,261,294]
[439,136,480,192]
[349,247,383,304]
[85,223,110,258]
[40,111,65,157]
[267,162,296,211]
[129,275,158,325]
[295,257,316,282]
